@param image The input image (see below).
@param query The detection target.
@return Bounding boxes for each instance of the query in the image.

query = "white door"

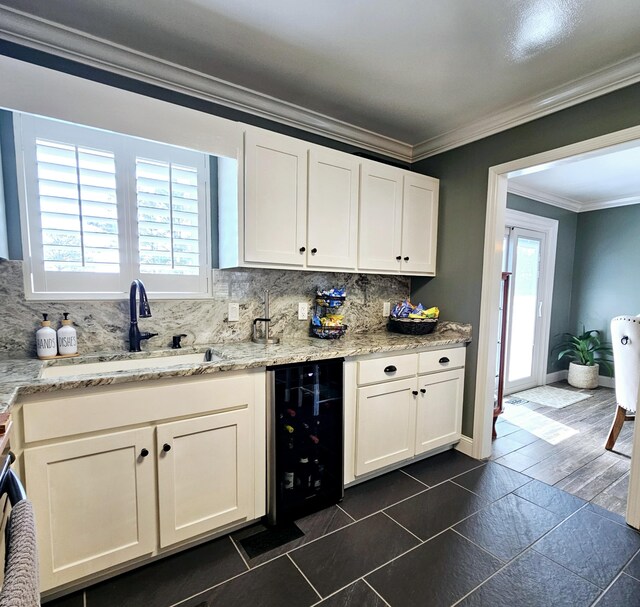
[156,409,254,547]
[355,378,417,476]
[244,128,307,266]
[504,226,547,393]
[24,428,156,591]
[358,161,403,272]
[400,173,439,275]
[415,369,464,454]
[307,148,359,270]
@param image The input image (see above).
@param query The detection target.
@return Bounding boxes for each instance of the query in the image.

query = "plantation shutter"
[17,114,210,298]
[36,140,120,274]
[131,140,208,294]
[20,116,128,295]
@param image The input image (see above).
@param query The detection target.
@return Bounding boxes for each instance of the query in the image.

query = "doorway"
[473,123,640,527]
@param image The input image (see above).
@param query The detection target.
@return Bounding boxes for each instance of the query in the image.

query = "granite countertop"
[0,321,471,413]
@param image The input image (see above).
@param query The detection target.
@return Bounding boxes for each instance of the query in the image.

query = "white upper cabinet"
[222,125,439,275]
[401,173,439,275]
[358,163,438,275]
[244,128,307,266]
[307,148,359,270]
[358,161,404,272]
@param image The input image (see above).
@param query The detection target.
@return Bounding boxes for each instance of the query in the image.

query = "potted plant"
[557,328,614,389]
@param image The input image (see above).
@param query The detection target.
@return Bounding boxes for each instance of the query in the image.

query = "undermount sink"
[40,351,222,379]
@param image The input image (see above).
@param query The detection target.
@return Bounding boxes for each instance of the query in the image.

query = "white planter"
[568,362,599,389]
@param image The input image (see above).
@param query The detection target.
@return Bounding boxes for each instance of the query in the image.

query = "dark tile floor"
[44,451,640,607]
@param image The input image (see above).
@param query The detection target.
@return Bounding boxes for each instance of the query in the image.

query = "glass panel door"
[505,227,545,393]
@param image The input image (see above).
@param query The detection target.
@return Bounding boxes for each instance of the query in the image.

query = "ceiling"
[508,140,640,212]
[1,0,640,161]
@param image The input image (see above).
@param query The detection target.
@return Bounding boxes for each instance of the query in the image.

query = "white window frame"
[14,113,211,300]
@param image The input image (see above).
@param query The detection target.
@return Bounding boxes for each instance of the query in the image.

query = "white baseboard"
[546,370,614,388]
[545,370,568,384]
[455,435,474,458]
[599,376,615,388]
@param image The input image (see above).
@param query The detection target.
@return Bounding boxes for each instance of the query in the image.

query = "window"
[15,113,210,298]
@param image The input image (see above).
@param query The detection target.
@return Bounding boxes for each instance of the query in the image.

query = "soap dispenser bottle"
[36,314,58,359]
[57,312,78,356]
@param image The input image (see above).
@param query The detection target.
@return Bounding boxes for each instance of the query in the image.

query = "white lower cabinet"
[157,409,253,548]
[24,428,157,589]
[353,348,465,478]
[355,378,417,476]
[20,369,265,592]
[415,369,464,455]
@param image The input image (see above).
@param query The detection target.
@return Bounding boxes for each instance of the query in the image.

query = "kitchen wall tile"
[0,260,410,357]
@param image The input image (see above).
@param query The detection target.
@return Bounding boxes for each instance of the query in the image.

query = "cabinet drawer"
[419,347,465,374]
[358,353,418,386]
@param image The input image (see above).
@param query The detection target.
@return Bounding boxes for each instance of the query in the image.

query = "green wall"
[506,193,578,374]
[411,83,640,436]
[570,204,640,346]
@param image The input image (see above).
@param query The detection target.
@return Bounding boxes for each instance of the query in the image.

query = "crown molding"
[580,194,640,213]
[507,183,581,212]
[2,6,640,165]
[508,183,640,213]
[412,53,640,162]
[0,7,413,163]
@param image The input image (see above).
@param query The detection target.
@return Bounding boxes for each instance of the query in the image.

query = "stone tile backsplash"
[0,260,410,358]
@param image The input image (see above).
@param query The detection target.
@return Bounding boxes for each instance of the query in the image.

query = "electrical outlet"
[383,301,391,317]
[298,302,308,320]
[228,302,240,322]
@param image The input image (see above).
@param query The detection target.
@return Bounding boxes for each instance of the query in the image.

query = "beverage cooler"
[267,358,344,525]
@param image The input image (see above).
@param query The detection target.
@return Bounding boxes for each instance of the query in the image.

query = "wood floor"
[493,381,632,517]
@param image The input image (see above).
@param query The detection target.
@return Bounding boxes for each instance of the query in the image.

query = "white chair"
[605,316,640,450]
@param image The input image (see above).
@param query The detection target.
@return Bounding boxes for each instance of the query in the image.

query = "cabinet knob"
[299,246,306,253]
[420,388,426,394]
[384,365,397,373]
[162,443,172,452]
[412,390,419,396]
[404,256,409,262]
[396,256,402,261]
[311,248,318,254]
[140,448,149,458]
[439,357,450,364]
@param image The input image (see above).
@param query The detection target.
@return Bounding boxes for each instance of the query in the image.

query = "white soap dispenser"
[36,313,58,359]
[57,312,78,356]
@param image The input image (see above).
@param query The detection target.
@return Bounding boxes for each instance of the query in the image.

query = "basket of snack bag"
[388,300,439,335]
[311,287,347,339]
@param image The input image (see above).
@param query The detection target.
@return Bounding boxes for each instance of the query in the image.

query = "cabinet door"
[401,173,439,275]
[244,128,307,265]
[157,408,253,547]
[355,378,417,476]
[415,368,464,455]
[307,148,359,269]
[24,428,155,591]
[358,161,403,272]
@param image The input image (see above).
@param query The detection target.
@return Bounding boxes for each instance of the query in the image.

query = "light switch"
[383,302,391,317]
[228,302,240,322]
[298,302,308,320]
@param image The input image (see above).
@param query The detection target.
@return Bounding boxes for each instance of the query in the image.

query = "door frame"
[503,209,558,393]
[471,123,640,528]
